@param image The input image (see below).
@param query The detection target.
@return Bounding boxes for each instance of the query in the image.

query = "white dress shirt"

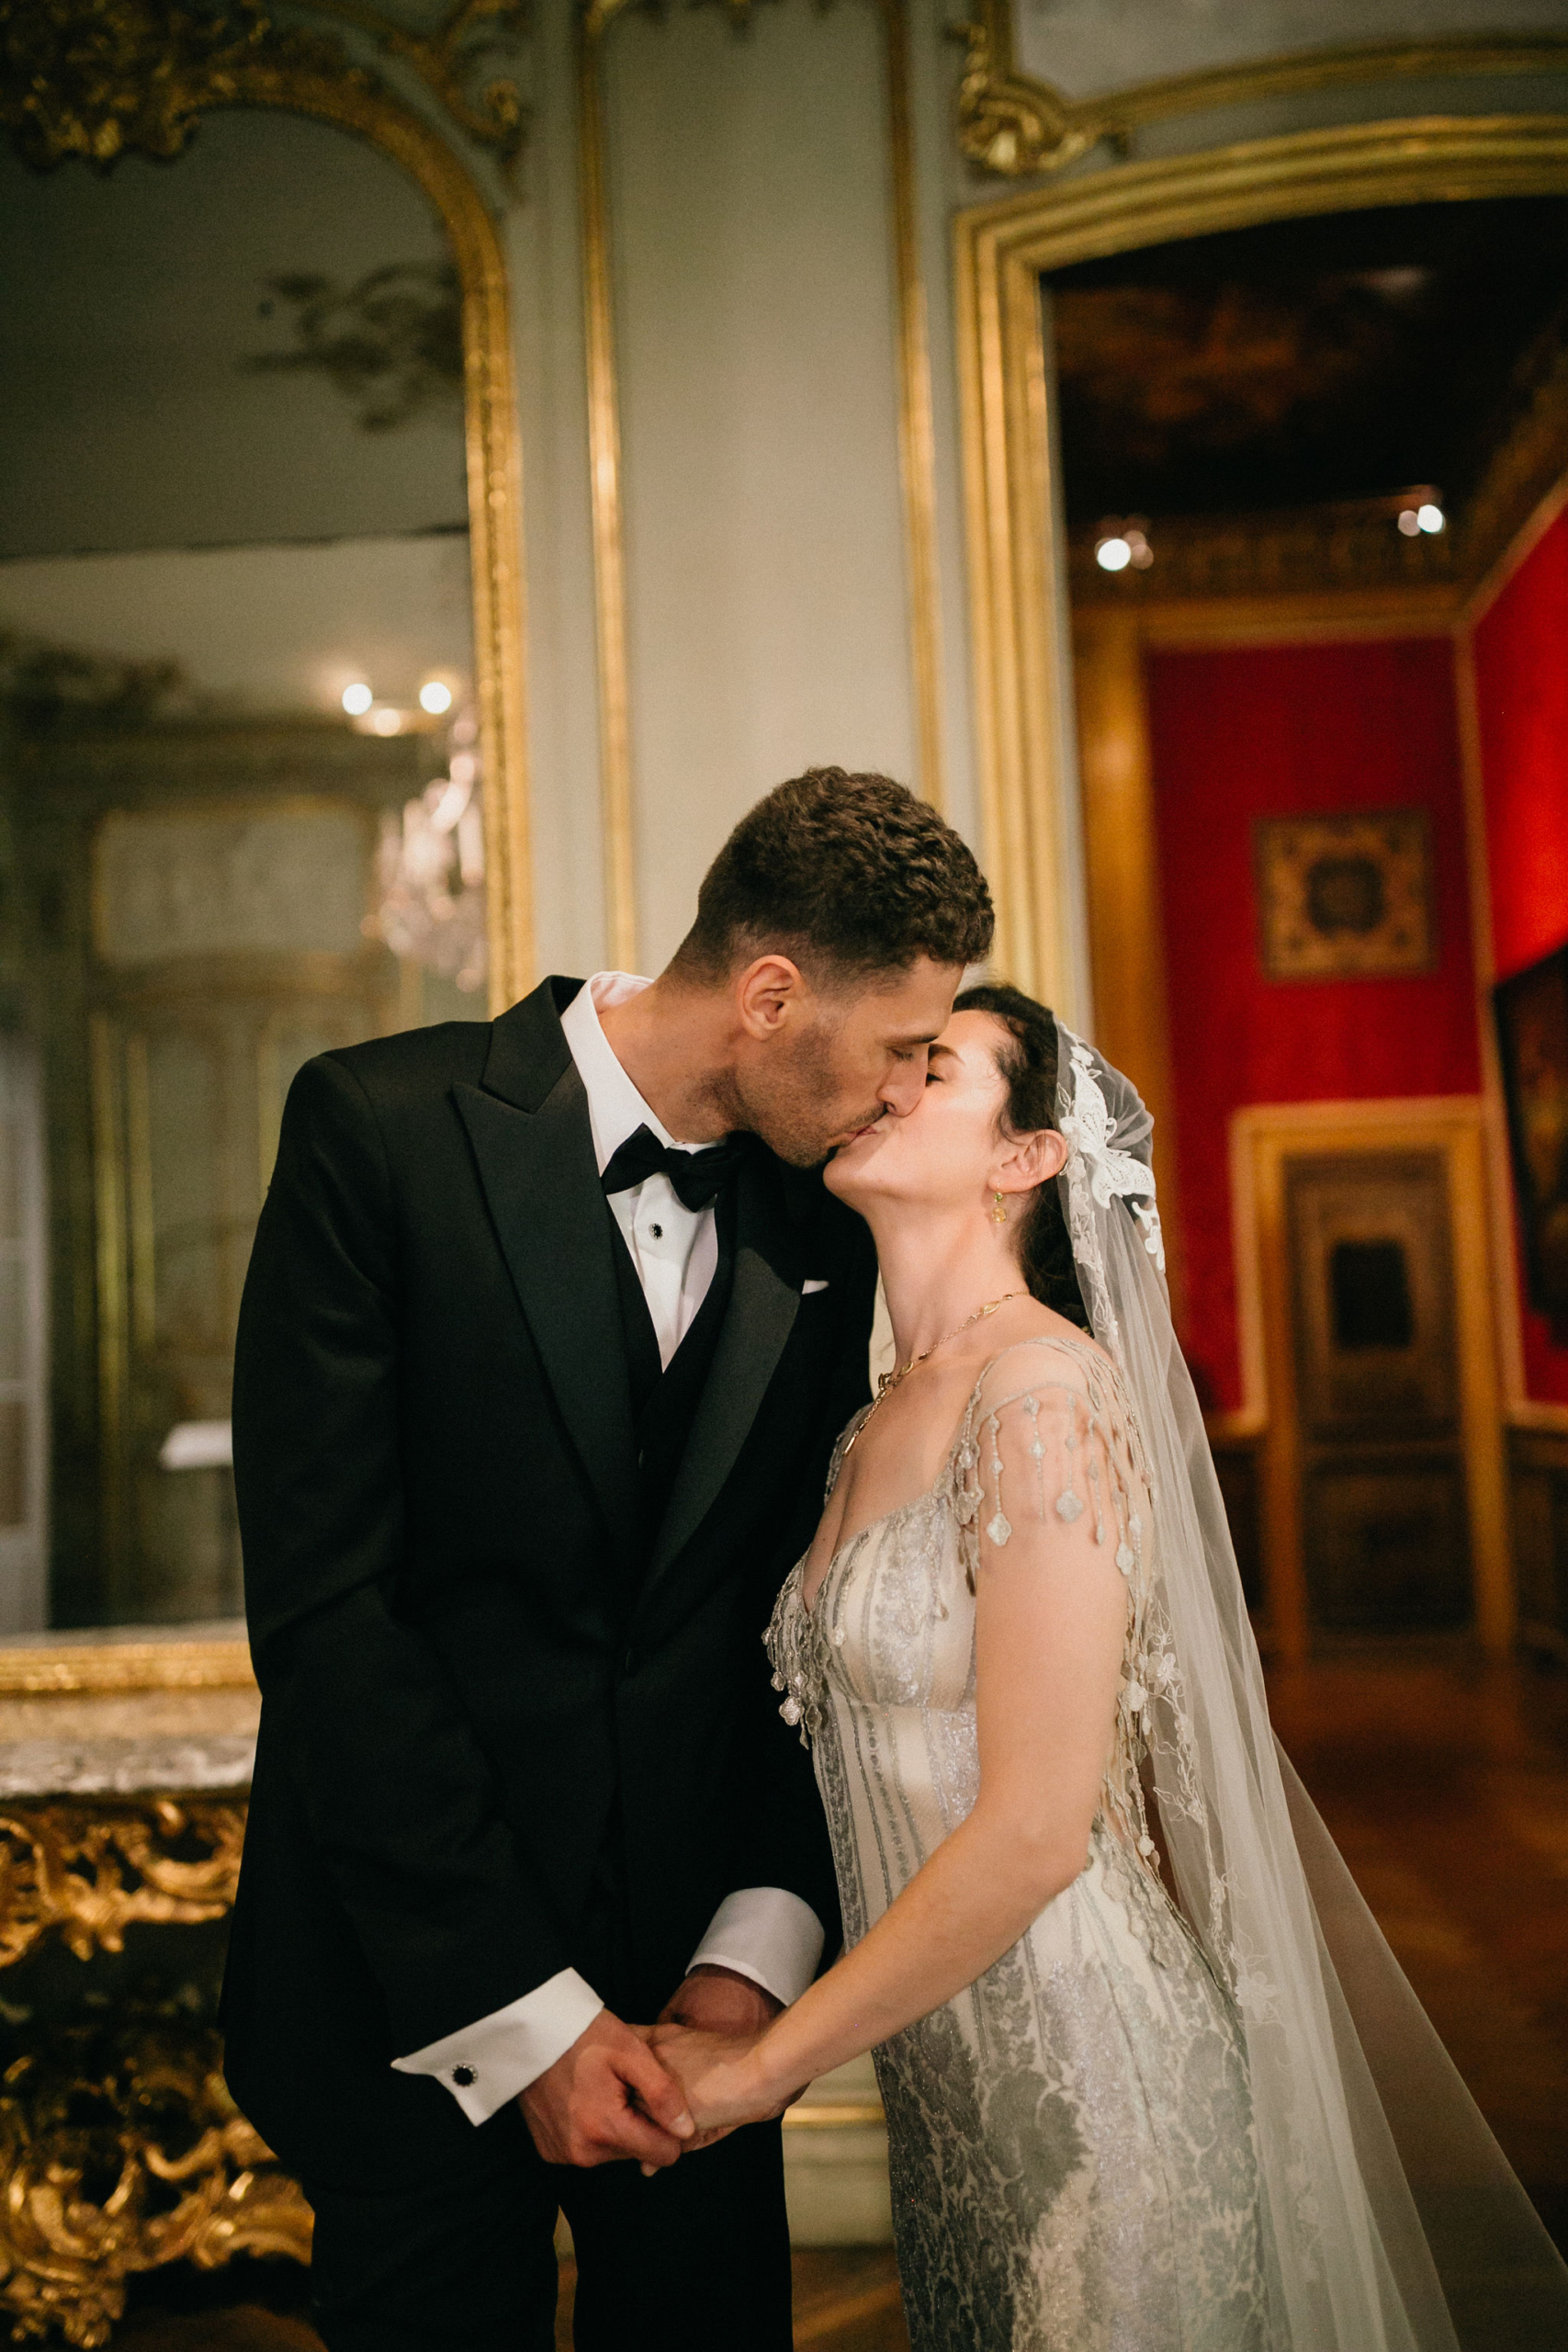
[392,973,824,2125]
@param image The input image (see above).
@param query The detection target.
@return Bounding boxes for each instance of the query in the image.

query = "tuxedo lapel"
[454,979,641,1572]
[642,1153,806,1592]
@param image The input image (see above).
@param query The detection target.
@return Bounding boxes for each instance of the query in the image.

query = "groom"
[221,768,993,2351]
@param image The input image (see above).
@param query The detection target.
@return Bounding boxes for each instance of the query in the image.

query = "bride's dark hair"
[953,982,1088,1330]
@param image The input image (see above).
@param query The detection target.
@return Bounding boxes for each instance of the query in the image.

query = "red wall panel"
[1146,637,1480,1412]
[1472,504,1568,1402]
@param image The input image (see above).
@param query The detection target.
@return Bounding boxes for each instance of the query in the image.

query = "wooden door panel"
[1285,1148,1472,1634]
[1286,1152,1456,1435]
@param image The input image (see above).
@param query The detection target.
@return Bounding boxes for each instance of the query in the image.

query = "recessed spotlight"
[342,682,373,715]
[1096,536,1133,573]
[1397,509,1421,537]
[370,707,402,736]
[1416,503,1445,534]
[419,680,454,716]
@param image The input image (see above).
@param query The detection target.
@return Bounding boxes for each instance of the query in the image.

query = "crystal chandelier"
[366,710,487,991]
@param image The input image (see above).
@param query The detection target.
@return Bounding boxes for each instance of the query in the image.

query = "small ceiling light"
[1416,503,1445,534]
[342,681,373,716]
[1096,536,1133,573]
[1397,509,1421,537]
[419,679,453,716]
[371,707,402,737]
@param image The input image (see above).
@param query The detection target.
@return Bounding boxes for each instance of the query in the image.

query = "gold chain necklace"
[840,1290,1028,1460]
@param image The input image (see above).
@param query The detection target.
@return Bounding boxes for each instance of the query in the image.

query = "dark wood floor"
[111,1646,1568,2349]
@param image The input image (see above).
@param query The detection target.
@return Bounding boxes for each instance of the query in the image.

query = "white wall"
[604,3,919,971]
[502,3,611,984]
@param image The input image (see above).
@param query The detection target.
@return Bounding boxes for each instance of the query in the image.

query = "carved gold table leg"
[0,2021,311,2348]
[0,1793,308,2346]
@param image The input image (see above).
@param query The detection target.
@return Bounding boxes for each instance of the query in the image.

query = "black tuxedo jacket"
[220,977,875,2190]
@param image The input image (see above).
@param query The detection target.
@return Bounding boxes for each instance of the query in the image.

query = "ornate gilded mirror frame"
[1,0,535,1015]
[0,2,536,1687]
[954,80,1568,1013]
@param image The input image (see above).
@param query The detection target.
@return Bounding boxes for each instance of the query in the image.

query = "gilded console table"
[0,1627,309,2348]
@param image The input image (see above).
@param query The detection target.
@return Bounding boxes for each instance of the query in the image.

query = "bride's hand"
[646,2022,790,2139]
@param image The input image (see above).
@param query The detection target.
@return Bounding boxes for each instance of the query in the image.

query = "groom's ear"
[735,954,807,1040]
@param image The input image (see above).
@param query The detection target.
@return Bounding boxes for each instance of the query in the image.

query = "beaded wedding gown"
[766,1333,1269,2352]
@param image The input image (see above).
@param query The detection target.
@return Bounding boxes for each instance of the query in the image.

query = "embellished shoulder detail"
[952,1335,1182,1930]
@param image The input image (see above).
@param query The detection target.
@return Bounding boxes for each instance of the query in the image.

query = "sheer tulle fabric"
[1052,1021,1568,2352]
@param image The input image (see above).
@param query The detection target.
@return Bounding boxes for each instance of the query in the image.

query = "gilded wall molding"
[0,0,527,175]
[955,0,1568,180]
[0,0,535,1009]
[578,0,946,968]
[955,115,1568,1008]
[304,0,527,178]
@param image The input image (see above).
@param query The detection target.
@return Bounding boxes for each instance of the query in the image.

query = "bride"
[653,984,1568,2351]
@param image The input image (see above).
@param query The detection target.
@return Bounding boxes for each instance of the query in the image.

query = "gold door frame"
[579,0,947,971]
[7,10,536,1010]
[1227,1098,1509,1664]
[954,112,1568,1012]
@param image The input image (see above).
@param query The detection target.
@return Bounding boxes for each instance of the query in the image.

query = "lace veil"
[1053,1019,1568,2352]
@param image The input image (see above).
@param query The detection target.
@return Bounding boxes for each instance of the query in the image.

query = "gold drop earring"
[991,1190,1008,1225]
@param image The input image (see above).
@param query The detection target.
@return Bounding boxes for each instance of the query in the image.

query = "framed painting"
[1254,808,1435,981]
[1495,944,1568,1326]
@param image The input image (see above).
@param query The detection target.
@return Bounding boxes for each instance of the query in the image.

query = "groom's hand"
[518,2010,694,2169]
[657,1963,783,2038]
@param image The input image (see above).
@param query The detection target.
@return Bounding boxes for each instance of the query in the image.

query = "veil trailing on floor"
[1052,1018,1568,2352]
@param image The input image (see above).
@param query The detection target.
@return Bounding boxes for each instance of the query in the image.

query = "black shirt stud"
[451,2064,478,2087]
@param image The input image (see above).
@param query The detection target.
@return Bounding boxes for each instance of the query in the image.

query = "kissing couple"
[223,769,1566,2350]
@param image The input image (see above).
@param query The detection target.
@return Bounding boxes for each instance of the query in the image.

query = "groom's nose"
[879,1055,928,1117]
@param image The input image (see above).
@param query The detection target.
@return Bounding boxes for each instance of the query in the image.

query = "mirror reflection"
[0,111,486,1633]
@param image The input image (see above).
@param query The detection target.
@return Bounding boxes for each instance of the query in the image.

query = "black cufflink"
[452,2064,477,2087]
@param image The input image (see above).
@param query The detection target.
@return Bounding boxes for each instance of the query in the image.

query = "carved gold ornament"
[310,0,526,173]
[0,1800,246,1969]
[0,2019,310,2347]
[0,0,367,168]
[955,0,1568,180]
[0,0,525,174]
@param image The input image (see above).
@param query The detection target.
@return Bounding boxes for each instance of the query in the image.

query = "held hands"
[517,2009,695,2169]
[517,1968,784,2173]
[633,1964,788,2173]
[646,2021,790,2145]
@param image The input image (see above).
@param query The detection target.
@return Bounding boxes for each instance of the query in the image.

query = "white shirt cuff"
[688,1887,824,2007]
[390,1968,604,2126]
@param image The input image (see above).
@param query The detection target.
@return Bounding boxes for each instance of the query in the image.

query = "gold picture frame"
[1255,808,1436,981]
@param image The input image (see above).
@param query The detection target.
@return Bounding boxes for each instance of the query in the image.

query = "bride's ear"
[993,1126,1066,1200]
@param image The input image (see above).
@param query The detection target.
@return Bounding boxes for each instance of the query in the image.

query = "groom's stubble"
[724,1001,891,1170]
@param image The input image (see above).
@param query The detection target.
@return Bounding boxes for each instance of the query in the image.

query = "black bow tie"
[600,1125,748,1213]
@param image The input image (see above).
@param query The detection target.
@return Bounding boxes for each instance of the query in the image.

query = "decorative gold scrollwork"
[954,5,1093,178]
[0,0,369,169]
[307,0,528,176]
[0,2019,311,2347]
[0,0,527,176]
[954,0,1568,180]
[0,1801,246,1970]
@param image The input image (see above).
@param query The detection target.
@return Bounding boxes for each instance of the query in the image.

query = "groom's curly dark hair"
[671,766,994,981]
